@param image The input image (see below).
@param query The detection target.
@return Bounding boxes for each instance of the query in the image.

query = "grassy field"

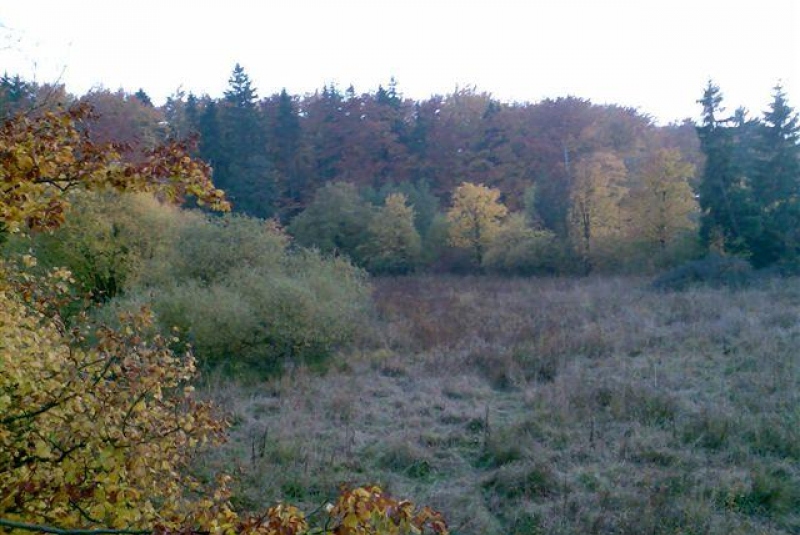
[199,275,800,535]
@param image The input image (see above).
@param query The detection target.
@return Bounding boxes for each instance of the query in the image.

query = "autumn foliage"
[0,104,228,233]
[0,107,448,535]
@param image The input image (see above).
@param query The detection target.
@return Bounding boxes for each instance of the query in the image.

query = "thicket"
[12,191,374,376]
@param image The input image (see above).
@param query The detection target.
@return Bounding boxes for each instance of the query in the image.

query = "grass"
[197,274,800,534]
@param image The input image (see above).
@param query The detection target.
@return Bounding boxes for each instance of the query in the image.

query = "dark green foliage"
[727,467,800,518]
[271,89,306,219]
[695,82,750,254]
[482,461,558,499]
[288,182,374,263]
[134,88,153,107]
[199,64,277,218]
[696,83,800,268]
[747,86,800,267]
[0,73,34,118]
[651,254,754,291]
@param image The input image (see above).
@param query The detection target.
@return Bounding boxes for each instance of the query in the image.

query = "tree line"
[1,69,797,273]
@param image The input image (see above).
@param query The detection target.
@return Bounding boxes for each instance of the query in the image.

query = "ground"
[199,275,800,535]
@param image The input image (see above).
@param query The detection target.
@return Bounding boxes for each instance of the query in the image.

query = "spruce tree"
[695,82,748,253]
[273,88,304,216]
[218,64,276,218]
[749,85,800,266]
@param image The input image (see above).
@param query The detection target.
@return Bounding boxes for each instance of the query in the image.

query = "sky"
[1,0,797,124]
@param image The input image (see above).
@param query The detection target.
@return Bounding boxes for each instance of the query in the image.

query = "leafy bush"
[8,191,195,301]
[112,214,374,375]
[154,214,286,286]
[288,181,373,264]
[652,253,754,291]
[482,214,561,275]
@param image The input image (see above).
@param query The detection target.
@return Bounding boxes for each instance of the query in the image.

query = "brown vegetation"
[201,275,800,535]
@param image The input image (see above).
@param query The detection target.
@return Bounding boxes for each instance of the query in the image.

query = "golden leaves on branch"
[0,104,228,233]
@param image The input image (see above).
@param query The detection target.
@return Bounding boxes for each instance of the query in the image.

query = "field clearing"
[200,275,800,535]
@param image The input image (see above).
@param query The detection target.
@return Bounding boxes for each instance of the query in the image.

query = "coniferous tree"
[0,74,34,117]
[749,85,800,266]
[695,82,748,253]
[197,100,226,179]
[134,88,153,107]
[218,64,276,218]
[272,88,305,218]
[184,93,200,135]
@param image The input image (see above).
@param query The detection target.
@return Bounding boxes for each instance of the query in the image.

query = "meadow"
[199,275,800,535]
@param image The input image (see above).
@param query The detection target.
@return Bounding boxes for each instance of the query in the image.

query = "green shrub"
[652,253,754,291]
[483,214,562,275]
[482,461,559,499]
[111,214,374,375]
[10,191,194,301]
[358,193,422,274]
[287,182,373,264]
[158,214,286,286]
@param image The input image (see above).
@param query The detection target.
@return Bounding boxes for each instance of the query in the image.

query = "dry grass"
[197,274,800,535]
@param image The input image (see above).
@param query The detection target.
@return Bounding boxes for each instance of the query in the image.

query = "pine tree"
[0,73,33,117]
[134,88,153,107]
[197,100,226,176]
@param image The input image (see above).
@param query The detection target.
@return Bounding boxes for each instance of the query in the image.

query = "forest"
[1,66,800,535]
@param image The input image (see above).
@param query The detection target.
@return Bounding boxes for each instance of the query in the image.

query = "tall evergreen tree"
[197,100,226,175]
[224,63,258,109]
[748,85,800,266]
[0,74,34,117]
[272,88,304,217]
[217,64,276,218]
[695,81,749,253]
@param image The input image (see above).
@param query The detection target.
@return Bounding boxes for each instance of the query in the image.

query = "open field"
[199,275,800,535]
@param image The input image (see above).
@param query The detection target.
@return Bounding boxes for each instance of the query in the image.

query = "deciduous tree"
[359,193,422,273]
[446,182,508,265]
[569,152,627,272]
[626,148,697,251]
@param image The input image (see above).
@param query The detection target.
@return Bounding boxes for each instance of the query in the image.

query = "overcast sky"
[1,1,797,124]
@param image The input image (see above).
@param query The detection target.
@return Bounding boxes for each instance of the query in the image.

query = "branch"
[0,393,78,426]
[0,518,150,535]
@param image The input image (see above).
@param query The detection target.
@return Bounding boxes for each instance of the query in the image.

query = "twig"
[0,518,150,535]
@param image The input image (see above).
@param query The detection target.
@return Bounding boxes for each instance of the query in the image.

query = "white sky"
[1,0,797,124]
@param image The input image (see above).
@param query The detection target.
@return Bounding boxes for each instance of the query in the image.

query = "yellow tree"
[626,148,697,250]
[447,182,508,266]
[569,152,628,272]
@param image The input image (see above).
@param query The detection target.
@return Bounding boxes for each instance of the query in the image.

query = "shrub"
[651,253,754,291]
[287,182,373,264]
[9,191,194,301]
[157,214,286,286]
[482,214,561,275]
[111,214,373,375]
